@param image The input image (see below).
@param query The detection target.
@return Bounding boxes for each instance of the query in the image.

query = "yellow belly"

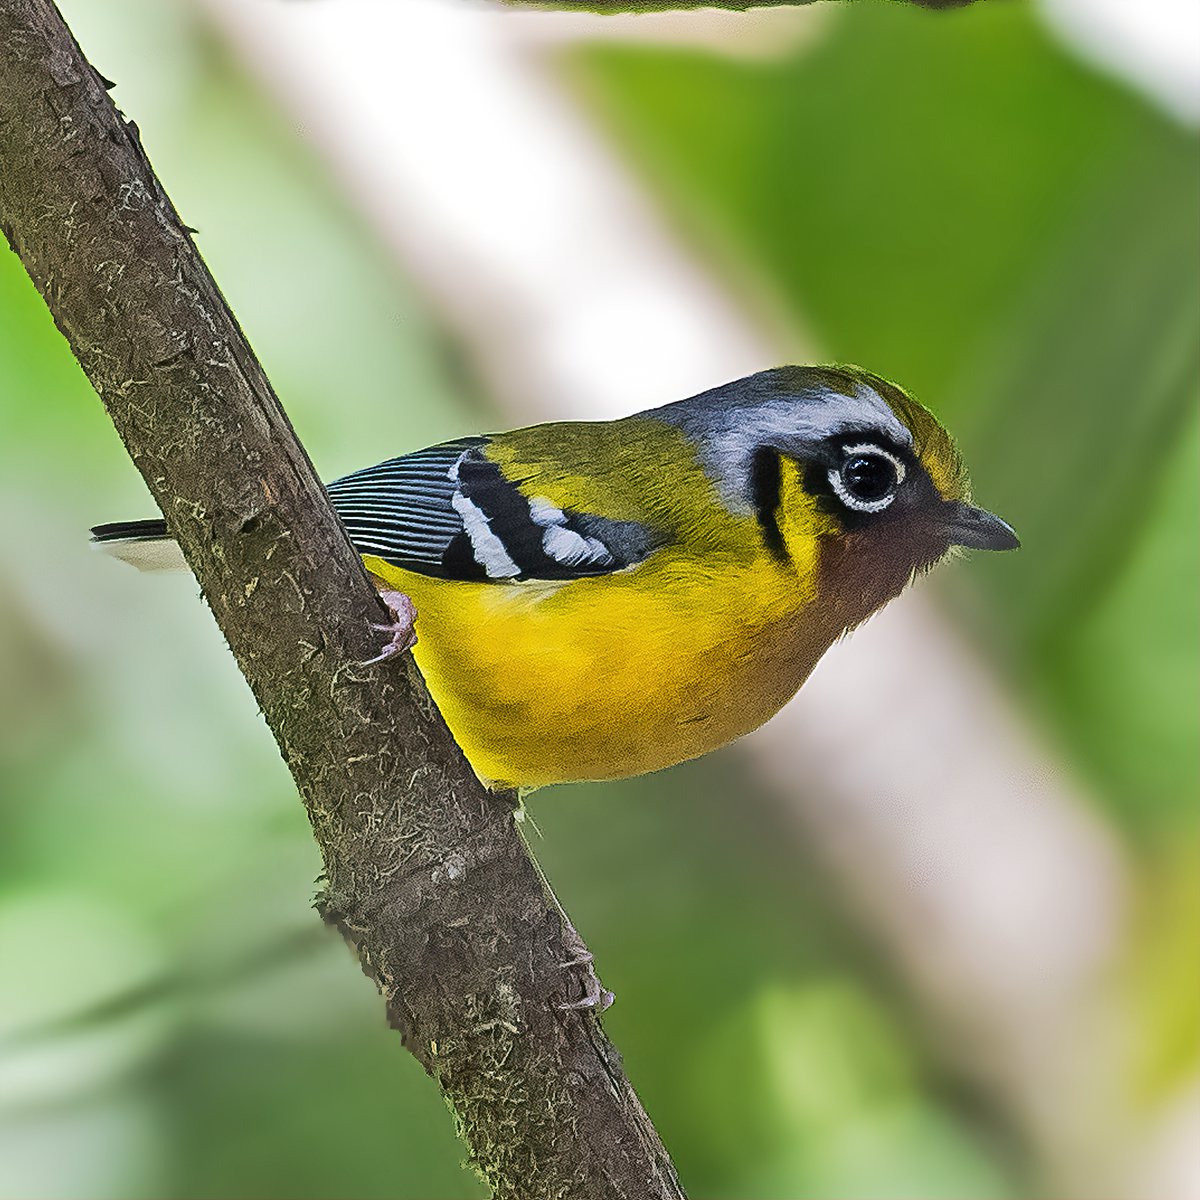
[364,548,826,789]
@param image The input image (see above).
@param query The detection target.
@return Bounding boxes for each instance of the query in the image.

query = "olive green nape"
[873,377,970,503]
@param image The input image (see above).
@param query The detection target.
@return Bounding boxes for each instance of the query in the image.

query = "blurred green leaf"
[689,980,1012,1198]
[0,890,171,1109]
[570,2,1185,402]
[165,1031,482,1200]
[1016,411,1199,831]
[571,1,1200,836]
[0,1089,167,1200]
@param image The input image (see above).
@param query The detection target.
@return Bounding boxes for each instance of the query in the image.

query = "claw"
[556,923,614,1011]
[559,981,615,1012]
[511,816,615,1013]
[358,588,418,666]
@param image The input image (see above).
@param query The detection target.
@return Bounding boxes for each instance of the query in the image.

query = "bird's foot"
[557,921,614,1012]
[358,588,418,665]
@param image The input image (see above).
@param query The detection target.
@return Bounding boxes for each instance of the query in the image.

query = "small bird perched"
[93,366,1017,790]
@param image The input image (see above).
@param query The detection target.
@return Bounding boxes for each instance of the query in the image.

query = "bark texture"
[499,0,978,9]
[0,3,685,1197]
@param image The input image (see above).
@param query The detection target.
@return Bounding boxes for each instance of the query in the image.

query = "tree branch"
[496,0,979,10]
[0,3,684,1196]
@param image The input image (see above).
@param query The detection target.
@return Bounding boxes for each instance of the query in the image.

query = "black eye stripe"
[750,446,788,560]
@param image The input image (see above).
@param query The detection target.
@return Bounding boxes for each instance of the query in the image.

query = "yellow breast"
[364,535,827,790]
[361,428,850,789]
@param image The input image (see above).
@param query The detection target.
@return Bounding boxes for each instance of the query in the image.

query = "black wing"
[325,438,664,582]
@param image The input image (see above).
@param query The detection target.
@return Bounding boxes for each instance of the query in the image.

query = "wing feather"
[325,436,665,582]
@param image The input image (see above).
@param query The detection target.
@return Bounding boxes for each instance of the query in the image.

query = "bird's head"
[659,365,1018,624]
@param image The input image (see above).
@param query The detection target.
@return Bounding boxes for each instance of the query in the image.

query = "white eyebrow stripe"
[659,387,913,516]
[843,385,912,447]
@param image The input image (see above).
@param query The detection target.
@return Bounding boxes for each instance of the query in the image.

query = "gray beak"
[940,501,1020,551]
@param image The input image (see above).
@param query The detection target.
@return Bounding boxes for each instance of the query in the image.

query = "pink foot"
[359,588,418,666]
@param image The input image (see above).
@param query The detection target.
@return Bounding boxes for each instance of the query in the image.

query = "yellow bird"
[92,366,1017,790]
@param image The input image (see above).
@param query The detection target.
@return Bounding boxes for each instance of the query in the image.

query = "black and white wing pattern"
[325,438,665,583]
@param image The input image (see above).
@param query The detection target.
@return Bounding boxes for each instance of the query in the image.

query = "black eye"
[843,454,895,501]
[828,444,905,513]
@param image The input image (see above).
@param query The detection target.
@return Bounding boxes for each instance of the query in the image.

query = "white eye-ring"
[828,443,907,514]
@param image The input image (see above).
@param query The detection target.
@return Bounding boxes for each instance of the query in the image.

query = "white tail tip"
[92,537,188,573]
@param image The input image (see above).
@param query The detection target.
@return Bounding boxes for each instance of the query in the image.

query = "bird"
[91,365,1018,792]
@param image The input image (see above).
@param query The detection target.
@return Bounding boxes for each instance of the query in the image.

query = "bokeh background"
[1,1,1196,1197]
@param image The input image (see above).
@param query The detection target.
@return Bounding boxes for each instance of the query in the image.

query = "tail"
[90,519,188,572]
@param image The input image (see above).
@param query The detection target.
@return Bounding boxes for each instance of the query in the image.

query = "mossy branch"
[0,2,684,1196]
[497,0,978,10]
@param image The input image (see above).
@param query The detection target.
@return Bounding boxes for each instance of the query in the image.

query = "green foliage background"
[0,2,1196,1197]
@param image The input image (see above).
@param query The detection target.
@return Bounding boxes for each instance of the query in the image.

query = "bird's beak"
[940,500,1020,551]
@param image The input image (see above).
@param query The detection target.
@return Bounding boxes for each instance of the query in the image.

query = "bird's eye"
[828,444,906,514]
